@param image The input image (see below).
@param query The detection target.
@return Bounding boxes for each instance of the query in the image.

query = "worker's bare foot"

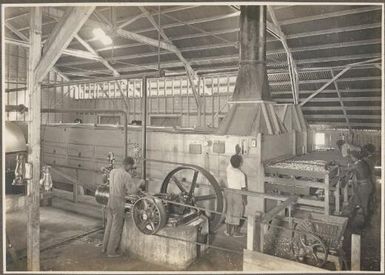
[232,232,245,238]
[224,230,231,236]
[107,253,121,258]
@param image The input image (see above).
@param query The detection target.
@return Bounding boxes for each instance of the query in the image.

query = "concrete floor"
[6,206,102,253]
[6,197,382,271]
[6,205,245,272]
[36,224,245,272]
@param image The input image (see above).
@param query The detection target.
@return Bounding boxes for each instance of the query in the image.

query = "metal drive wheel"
[160,165,224,232]
[132,196,168,235]
[291,220,328,267]
[95,184,109,205]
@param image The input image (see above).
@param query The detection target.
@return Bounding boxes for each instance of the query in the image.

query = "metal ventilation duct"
[217,6,285,136]
[233,5,271,101]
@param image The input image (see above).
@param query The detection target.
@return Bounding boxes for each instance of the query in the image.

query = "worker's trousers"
[351,180,372,216]
[103,200,125,255]
[225,191,244,225]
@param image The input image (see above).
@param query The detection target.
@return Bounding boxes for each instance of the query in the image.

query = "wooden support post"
[292,130,297,156]
[335,177,341,215]
[343,183,349,207]
[187,78,190,126]
[247,214,256,251]
[256,213,265,253]
[324,174,330,215]
[133,81,137,120]
[216,77,220,128]
[179,79,183,125]
[351,234,361,271]
[211,77,215,127]
[35,7,95,83]
[141,77,148,191]
[73,169,79,203]
[172,78,175,114]
[163,78,167,115]
[197,77,202,127]
[27,7,42,271]
[256,133,265,212]
[156,79,160,114]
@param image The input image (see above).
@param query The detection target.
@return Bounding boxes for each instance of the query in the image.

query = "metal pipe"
[41,71,177,88]
[41,108,128,158]
[5,87,27,93]
[5,104,29,113]
[141,77,148,191]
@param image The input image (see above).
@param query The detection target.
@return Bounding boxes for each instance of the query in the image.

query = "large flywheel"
[160,165,224,232]
[132,196,168,235]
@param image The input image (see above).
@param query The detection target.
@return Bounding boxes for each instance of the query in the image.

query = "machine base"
[121,214,207,270]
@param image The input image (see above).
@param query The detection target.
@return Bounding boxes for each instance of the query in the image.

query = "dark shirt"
[353,159,371,181]
[364,154,376,173]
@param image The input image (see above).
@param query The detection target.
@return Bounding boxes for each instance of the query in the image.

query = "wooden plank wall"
[55,75,237,128]
[4,43,73,123]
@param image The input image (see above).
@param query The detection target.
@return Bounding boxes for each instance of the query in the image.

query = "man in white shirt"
[225,154,247,237]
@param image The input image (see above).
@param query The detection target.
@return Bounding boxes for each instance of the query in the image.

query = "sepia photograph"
[1,1,384,273]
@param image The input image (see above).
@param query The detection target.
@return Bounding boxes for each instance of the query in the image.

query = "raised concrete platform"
[121,214,207,270]
[243,249,326,272]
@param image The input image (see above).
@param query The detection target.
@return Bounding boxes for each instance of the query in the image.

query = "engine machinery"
[95,163,224,235]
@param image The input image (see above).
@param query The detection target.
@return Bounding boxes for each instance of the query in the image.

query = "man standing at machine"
[102,156,144,257]
[224,154,247,237]
[348,151,373,226]
[336,139,361,161]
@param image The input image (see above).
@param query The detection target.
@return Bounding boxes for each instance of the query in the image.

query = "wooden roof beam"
[330,69,351,132]
[75,35,120,76]
[35,6,95,83]
[115,28,177,52]
[42,10,119,77]
[138,6,201,109]
[268,6,299,104]
[117,6,196,29]
[41,7,178,53]
[5,21,69,81]
[5,37,104,62]
[299,57,381,106]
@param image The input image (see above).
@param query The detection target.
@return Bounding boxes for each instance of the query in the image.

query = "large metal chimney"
[217,6,284,136]
[234,5,270,101]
